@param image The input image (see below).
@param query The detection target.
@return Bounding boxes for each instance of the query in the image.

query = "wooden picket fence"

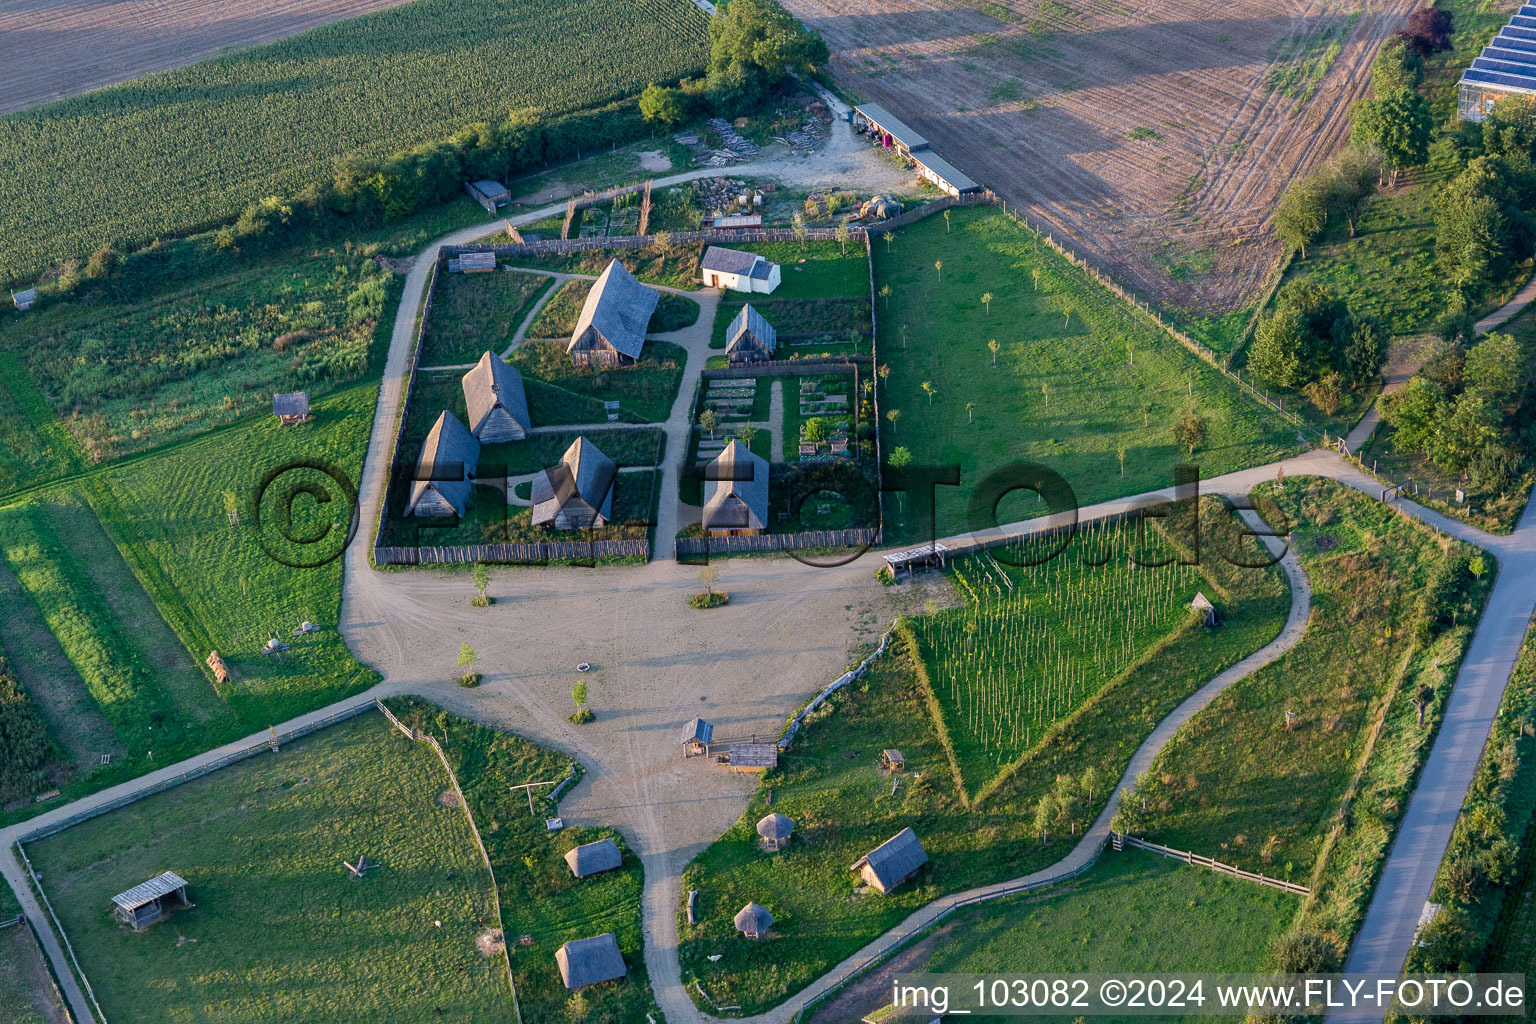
[675,528,877,558]
[1114,833,1311,895]
[376,539,648,565]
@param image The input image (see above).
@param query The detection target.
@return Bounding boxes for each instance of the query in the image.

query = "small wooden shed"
[465,180,511,213]
[725,743,778,773]
[564,839,623,879]
[112,872,189,930]
[851,827,927,895]
[682,718,714,757]
[1191,592,1220,627]
[734,901,774,939]
[724,304,777,366]
[756,812,794,851]
[881,749,905,772]
[272,392,310,426]
[556,933,626,990]
[11,288,36,311]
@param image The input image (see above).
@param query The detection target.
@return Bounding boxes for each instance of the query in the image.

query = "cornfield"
[914,518,1206,777]
[0,0,708,279]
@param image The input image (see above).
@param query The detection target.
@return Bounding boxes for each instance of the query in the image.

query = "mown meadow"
[873,206,1300,543]
[385,698,659,1024]
[679,500,1292,1013]
[419,270,554,367]
[25,713,516,1024]
[0,0,709,280]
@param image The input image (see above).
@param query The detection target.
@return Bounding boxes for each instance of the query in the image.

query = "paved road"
[1474,270,1536,335]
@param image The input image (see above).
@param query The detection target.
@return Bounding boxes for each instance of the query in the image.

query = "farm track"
[782,0,1421,310]
[4,111,1536,1024]
[0,0,422,114]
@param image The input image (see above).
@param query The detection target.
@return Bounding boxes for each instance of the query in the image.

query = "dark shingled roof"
[408,410,480,516]
[112,872,187,911]
[531,436,616,527]
[272,392,309,417]
[462,352,531,437]
[564,839,623,878]
[851,827,928,891]
[702,440,769,532]
[726,305,776,357]
[756,812,794,841]
[701,246,763,276]
[568,260,659,360]
[556,933,627,990]
[734,902,774,935]
[682,717,714,744]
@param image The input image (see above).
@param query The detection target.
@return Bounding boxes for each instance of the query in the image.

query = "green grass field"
[874,207,1297,543]
[509,339,686,423]
[1129,477,1492,940]
[24,713,515,1024]
[809,847,1297,1024]
[679,501,1291,1013]
[0,0,709,280]
[0,352,86,495]
[384,698,659,1023]
[420,270,553,366]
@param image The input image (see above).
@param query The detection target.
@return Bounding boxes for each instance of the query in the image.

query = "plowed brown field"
[0,0,418,114]
[786,0,1418,312]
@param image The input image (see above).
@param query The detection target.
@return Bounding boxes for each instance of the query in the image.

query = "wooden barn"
[462,352,531,442]
[725,304,776,365]
[682,717,714,757]
[465,180,511,212]
[700,247,780,294]
[556,933,627,990]
[725,743,778,772]
[531,436,615,530]
[851,827,927,894]
[567,260,659,368]
[404,410,481,517]
[272,392,309,426]
[702,440,769,536]
[112,871,189,930]
[564,839,623,878]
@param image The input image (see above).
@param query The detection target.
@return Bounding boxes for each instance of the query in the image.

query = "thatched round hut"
[756,812,794,851]
[734,902,774,939]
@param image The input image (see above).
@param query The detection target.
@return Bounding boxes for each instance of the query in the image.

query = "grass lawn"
[1128,477,1493,942]
[507,246,704,290]
[0,924,68,1024]
[722,240,869,300]
[0,352,86,496]
[679,501,1291,1013]
[24,713,515,1024]
[709,297,872,350]
[420,270,553,366]
[874,206,1297,543]
[510,339,685,423]
[808,847,1297,1024]
[384,698,659,1024]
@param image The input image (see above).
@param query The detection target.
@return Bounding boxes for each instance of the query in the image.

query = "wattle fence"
[376,539,647,565]
[676,528,877,559]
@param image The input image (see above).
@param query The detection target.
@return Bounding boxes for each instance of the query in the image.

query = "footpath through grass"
[24,713,515,1024]
[873,207,1297,543]
[808,847,1298,1024]
[385,698,659,1024]
[679,500,1291,1014]
[1126,477,1494,945]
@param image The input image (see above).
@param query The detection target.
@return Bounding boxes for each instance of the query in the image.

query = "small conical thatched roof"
[734,902,774,935]
[756,812,794,841]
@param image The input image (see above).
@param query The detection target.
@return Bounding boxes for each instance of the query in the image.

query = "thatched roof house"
[272,392,309,426]
[112,871,189,930]
[756,812,794,850]
[734,901,774,939]
[702,440,769,536]
[404,411,481,517]
[556,933,627,990]
[567,260,659,368]
[564,839,623,878]
[851,827,927,895]
[725,304,777,365]
[462,352,530,442]
[531,436,616,530]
